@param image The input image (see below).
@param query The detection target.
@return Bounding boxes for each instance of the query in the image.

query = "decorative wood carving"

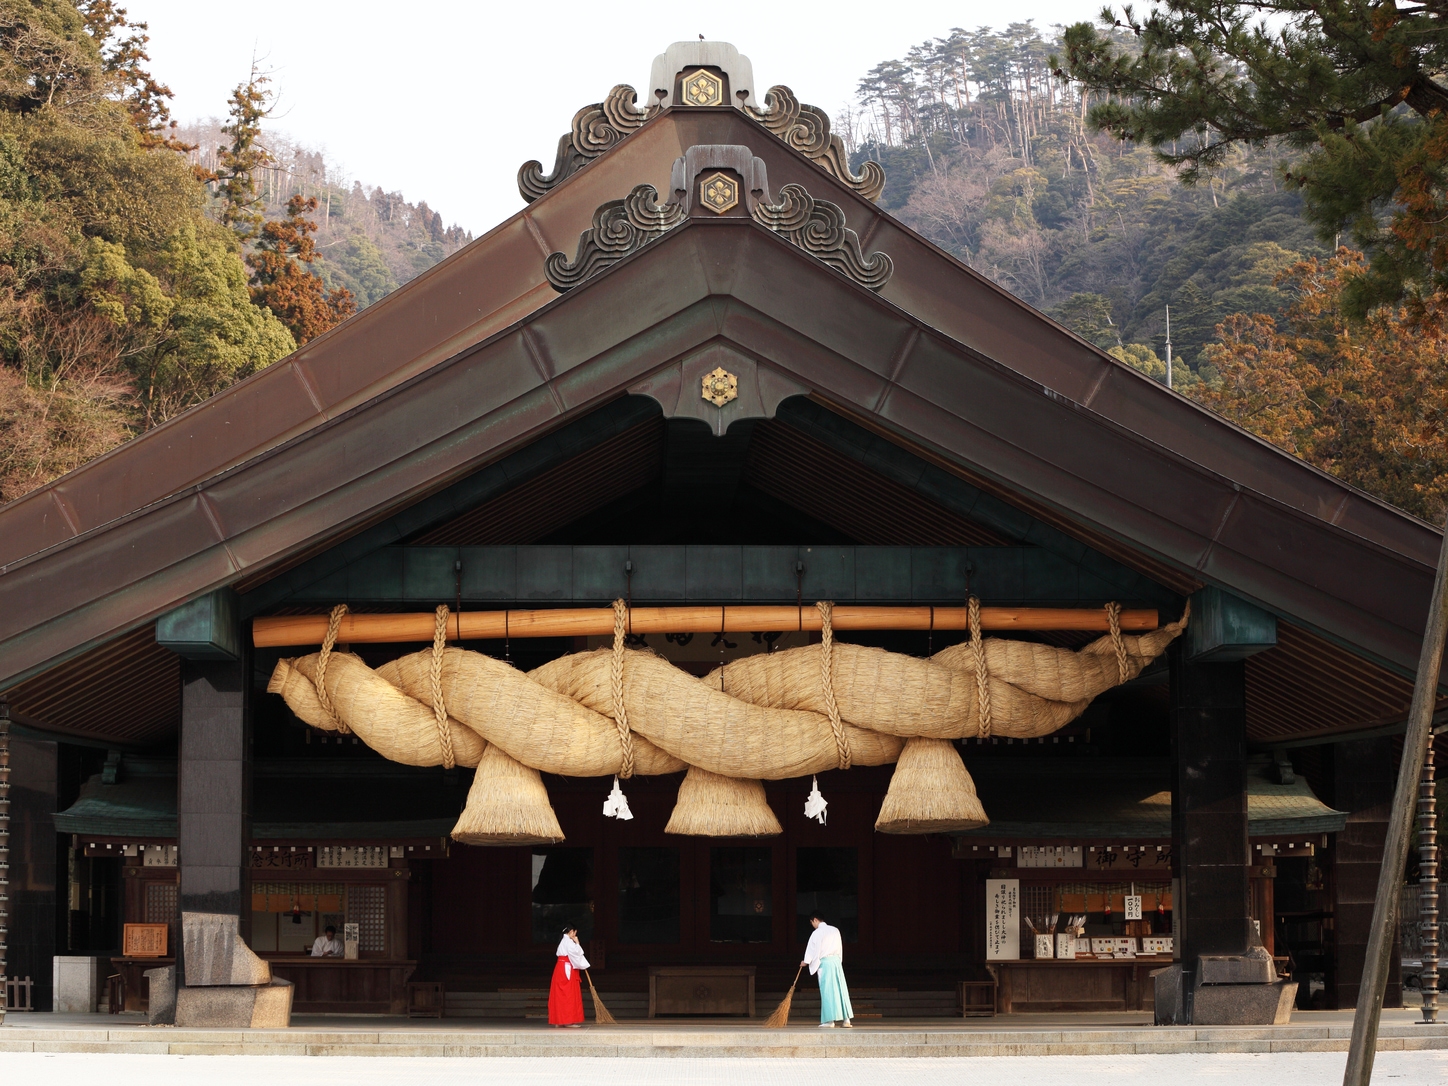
[518,85,657,203]
[544,184,686,292]
[750,184,893,290]
[745,86,886,202]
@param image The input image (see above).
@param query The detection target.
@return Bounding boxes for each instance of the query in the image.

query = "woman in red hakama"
[549,926,589,1026]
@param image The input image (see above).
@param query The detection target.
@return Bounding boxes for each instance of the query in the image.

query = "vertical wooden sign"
[985,879,1020,960]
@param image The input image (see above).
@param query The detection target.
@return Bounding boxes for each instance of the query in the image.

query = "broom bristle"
[764,967,803,1028]
[586,973,617,1025]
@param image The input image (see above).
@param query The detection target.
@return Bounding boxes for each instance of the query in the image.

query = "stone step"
[3,1021,1447,1058]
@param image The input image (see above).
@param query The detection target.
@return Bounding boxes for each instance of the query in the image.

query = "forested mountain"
[0,1,470,503]
[837,23,1328,384]
[176,120,471,307]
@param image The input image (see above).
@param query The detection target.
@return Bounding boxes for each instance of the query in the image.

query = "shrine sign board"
[985,879,1020,961]
[123,922,168,957]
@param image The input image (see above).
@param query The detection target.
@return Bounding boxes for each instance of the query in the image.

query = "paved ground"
[0,1051,1446,1085]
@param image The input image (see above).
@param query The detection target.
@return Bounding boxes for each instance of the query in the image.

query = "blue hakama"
[817,954,854,1023]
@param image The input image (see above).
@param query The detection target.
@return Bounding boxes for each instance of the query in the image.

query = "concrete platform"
[2,1010,1446,1058]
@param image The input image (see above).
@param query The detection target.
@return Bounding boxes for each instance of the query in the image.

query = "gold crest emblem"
[699,172,740,214]
[701,366,738,407]
[681,68,724,107]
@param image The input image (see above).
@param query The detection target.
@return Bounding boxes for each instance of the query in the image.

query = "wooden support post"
[1344,514,1448,1086]
[1419,739,1439,1023]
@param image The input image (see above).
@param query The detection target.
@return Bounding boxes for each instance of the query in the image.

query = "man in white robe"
[802,915,853,1027]
[309,925,343,957]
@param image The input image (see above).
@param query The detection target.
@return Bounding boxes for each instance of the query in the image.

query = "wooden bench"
[959,978,998,1017]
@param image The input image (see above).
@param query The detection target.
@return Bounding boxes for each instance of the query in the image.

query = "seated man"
[310,924,344,957]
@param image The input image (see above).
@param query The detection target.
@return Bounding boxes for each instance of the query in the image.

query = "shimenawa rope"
[315,603,351,734]
[431,605,457,770]
[969,596,992,738]
[611,598,637,779]
[816,600,851,770]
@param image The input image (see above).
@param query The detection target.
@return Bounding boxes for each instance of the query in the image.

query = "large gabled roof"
[0,44,1442,732]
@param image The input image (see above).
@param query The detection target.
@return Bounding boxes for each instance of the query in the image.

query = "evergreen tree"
[216,68,273,242]
[1055,1,1448,326]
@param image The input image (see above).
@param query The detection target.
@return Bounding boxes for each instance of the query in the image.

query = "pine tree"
[248,195,356,344]
[216,69,274,242]
[1055,1,1448,327]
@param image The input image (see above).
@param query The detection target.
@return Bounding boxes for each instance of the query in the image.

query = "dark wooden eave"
[0,216,1439,697]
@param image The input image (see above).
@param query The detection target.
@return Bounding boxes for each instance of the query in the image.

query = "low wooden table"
[648,966,756,1017]
[263,957,417,1014]
[989,957,1171,1013]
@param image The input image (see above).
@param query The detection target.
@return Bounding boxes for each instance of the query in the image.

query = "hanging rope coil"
[314,603,351,734]
[969,596,993,738]
[611,598,637,779]
[1106,601,1128,684]
[431,605,457,770]
[816,600,852,769]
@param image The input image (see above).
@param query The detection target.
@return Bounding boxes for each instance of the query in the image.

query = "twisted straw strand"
[611,598,636,779]
[816,600,851,769]
[969,596,992,738]
[431,605,456,770]
[1106,601,1128,684]
[314,603,350,734]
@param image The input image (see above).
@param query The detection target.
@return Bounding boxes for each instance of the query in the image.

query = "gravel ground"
[1,1052,1446,1085]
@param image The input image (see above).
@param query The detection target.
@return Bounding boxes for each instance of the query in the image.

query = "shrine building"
[0,41,1436,1024]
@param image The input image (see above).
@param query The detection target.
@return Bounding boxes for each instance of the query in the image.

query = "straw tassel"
[764,964,804,1028]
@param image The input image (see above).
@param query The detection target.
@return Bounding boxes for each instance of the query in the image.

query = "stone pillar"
[178,659,251,940]
[1331,736,1402,1009]
[5,735,58,1011]
[1169,645,1254,997]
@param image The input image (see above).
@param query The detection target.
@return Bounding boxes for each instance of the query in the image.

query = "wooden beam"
[252,604,1159,648]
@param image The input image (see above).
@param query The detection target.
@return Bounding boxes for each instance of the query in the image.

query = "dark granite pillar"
[1170,645,1254,976]
[7,736,58,1010]
[1331,737,1402,1008]
[178,659,250,943]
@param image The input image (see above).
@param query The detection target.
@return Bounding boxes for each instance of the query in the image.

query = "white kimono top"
[555,935,590,979]
[310,935,343,957]
[803,922,844,976]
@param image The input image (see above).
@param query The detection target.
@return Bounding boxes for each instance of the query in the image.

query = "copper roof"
[1,84,1444,750]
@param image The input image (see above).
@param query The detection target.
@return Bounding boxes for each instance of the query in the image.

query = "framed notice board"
[123,922,169,957]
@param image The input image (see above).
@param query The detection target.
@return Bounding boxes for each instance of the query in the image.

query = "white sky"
[124,1,1104,236]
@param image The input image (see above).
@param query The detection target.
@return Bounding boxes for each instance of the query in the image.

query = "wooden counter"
[262,957,417,1014]
[987,958,1171,1013]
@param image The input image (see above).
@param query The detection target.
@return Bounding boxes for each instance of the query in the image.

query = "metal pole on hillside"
[1344,513,1448,1086]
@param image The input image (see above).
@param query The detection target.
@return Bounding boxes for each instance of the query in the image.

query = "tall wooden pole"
[1344,516,1448,1086]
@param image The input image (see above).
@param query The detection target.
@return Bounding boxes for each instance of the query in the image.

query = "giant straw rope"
[268,600,1189,842]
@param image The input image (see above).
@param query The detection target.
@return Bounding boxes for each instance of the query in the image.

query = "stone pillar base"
[174,979,293,1028]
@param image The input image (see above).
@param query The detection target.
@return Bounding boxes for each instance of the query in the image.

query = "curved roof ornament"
[517,43,887,205]
[648,41,761,110]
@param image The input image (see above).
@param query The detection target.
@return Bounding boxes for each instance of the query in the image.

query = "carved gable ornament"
[517,41,886,204]
[681,69,725,107]
[542,144,891,294]
[699,172,740,214]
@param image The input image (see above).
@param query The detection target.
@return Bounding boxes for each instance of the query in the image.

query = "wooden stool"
[959,979,998,1017]
[407,981,445,1018]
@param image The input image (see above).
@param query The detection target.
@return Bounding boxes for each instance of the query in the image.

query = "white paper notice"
[1125,894,1143,920]
[986,879,1020,960]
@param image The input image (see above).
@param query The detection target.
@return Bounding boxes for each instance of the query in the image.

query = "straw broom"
[764,965,804,1028]
[584,970,616,1025]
